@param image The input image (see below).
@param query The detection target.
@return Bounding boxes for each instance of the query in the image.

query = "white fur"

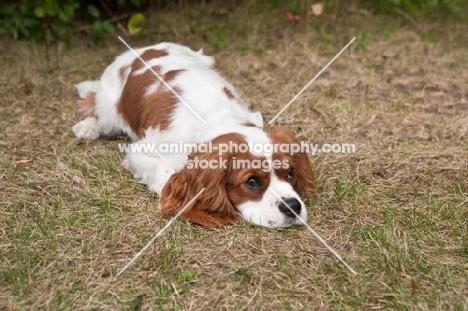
[74,80,100,99]
[73,42,308,228]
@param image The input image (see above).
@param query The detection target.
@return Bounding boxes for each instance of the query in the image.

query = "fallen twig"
[394,7,425,32]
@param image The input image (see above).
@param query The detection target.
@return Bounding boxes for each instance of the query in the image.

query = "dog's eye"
[287,168,295,180]
[246,176,263,189]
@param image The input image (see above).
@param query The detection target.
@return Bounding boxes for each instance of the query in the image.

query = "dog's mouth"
[264,215,305,228]
[287,216,305,226]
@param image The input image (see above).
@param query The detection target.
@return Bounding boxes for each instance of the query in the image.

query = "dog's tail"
[75,80,99,99]
[74,80,99,119]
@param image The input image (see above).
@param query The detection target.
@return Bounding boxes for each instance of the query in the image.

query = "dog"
[72,42,316,228]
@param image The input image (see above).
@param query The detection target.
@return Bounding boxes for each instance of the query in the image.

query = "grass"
[1,2,468,310]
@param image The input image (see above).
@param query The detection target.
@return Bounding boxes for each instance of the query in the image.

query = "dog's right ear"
[159,152,242,227]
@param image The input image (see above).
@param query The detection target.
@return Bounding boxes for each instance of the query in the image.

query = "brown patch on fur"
[266,127,317,197]
[163,69,185,82]
[160,133,270,226]
[142,87,181,133]
[132,49,168,71]
[117,61,185,138]
[78,92,96,119]
[223,86,235,99]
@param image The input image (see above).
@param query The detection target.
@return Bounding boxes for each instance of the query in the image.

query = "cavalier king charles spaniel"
[73,42,316,228]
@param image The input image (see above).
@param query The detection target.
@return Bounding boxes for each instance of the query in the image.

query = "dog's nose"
[278,197,301,218]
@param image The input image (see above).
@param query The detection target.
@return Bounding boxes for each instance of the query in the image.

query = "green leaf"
[22,17,37,27]
[87,5,100,18]
[63,4,76,20]
[130,0,142,7]
[31,27,43,42]
[44,0,59,16]
[91,20,104,43]
[52,21,67,40]
[0,4,15,15]
[58,10,69,22]
[101,21,115,34]
[19,2,30,14]
[34,6,44,18]
[127,13,144,35]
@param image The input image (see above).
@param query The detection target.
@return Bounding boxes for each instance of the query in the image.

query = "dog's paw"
[72,117,99,140]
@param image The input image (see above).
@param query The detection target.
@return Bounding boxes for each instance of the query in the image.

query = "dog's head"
[159,127,316,228]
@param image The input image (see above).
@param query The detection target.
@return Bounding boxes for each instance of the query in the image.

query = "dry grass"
[1,3,467,310]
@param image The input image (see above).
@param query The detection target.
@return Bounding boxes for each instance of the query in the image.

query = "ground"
[1,3,467,310]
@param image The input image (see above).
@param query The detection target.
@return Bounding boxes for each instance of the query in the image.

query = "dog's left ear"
[266,127,317,198]
[159,151,242,227]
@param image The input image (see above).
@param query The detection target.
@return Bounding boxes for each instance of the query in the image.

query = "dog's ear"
[159,151,242,227]
[291,149,317,198]
[266,127,317,198]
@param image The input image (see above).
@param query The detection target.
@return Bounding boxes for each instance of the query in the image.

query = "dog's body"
[73,42,316,228]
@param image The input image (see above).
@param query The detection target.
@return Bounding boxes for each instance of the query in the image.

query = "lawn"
[1,2,467,310]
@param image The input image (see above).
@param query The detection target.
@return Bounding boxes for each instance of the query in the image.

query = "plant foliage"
[0,0,464,45]
[0,0,142,44]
